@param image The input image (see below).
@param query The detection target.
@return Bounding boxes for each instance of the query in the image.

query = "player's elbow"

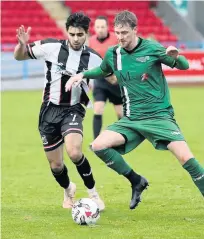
[184,63,189,70]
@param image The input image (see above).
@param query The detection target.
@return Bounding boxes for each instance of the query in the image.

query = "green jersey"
[100,38,176,120]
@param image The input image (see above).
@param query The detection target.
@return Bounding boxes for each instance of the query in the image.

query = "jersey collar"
[122,37,143,54]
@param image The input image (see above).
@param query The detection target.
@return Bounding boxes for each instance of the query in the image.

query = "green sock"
[183,158,204,196]
[94,148,132,175]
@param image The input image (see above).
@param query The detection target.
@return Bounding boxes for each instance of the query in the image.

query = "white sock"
[66,182,73,190]
[88,186,97,194]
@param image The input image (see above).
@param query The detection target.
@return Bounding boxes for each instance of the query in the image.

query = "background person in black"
[14,13,105,211]
[89,16,123,139]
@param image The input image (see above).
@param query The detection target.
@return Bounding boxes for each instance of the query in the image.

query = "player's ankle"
[124,170,141,186]
[87,186,97,194]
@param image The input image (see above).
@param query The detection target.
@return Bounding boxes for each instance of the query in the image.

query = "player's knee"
[117,112,123,120]
[94,103,105,115]
[180,153,194,164]
[50,162,64,172]
[67,148,82,162]
[94,109,104,115]
[91,141,106,151]
[46,155,63,170]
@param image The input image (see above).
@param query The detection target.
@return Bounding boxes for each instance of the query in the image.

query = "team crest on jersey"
[141,73,149,81]
[136,56,150,62]
[41,135,48,145]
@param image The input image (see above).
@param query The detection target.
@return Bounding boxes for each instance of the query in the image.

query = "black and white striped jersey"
[26,38,102,106]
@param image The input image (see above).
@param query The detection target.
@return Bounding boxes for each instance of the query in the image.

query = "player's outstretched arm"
[14,25,31,61]
[65,66,109,91]
[166,46,189,70]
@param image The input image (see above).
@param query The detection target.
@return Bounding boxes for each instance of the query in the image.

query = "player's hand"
[166,46,179,59]
[105,74,118,84]
[16,25,31,45]
[65,72,84,92]
[88,79,94,91]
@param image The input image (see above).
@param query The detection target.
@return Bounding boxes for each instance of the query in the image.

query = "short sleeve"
[26,38,59,60]
[88,52,103,69]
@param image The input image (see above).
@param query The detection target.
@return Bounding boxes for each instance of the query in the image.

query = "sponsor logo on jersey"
[56,62,73,76]
[136,56,150,62]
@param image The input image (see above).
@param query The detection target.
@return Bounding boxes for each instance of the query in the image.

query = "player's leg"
[108,90,123,120]
[113,104,123,120]
[93,86,107,139]
[91,118,148,209]
[167,141,204,196]
[38,103,76,209]
[137,117,204,197]
[62,111,105,211]
[44,144,76,209]
[93,101,106,139]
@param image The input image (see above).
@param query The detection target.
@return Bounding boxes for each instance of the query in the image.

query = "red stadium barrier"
[163,51,204,76]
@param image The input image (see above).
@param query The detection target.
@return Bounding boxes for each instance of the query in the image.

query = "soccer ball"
[72,198,100,225]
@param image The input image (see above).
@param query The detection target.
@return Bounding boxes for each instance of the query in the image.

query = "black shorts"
[93,80,122,105]
[38,102,85,152]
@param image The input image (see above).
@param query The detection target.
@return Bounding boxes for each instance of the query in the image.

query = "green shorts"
[107,116,185,155]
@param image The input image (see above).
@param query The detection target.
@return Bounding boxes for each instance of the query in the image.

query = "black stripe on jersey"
[120,86,126,116]
[77,48,90,73]
[58,44,70,104]
[113,46,118,71]
[172,60,177,68]
[77,47,91,84]
[43,61,52,102]
[41,38,60,45]
[80,86,90,107]
[26,44,37,59]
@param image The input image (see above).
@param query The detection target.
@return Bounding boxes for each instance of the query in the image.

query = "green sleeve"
[83,48,113,79]
[157,45,176,68]
[174,55,189,70]
[100,49,113,73]
[83,66,108,79]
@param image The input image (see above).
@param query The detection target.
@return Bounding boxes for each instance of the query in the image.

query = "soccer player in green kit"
[66,10,204,210]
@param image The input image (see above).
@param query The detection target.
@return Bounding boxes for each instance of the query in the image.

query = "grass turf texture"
[2,88,204,239]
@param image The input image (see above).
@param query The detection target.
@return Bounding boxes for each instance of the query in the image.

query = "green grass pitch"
[1,88,204,239]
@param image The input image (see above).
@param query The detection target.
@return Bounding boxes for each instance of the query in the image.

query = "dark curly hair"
[66,12,91,33]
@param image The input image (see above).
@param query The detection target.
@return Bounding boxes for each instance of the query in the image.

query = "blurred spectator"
[89,16,118,57]
[89,16,123,139]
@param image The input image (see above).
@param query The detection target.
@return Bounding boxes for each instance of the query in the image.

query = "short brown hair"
[114,10,138,29]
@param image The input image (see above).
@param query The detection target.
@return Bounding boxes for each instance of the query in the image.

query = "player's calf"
[92,146,149,209]
[168,141,204,196]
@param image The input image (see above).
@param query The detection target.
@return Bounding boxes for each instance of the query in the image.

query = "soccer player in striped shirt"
[14,12,105,211]
[66,10,204,210]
